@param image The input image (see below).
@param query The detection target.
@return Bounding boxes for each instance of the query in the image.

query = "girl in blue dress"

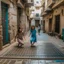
[30,26,37,46]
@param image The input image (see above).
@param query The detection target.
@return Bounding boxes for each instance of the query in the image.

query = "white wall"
[31,19,35,26]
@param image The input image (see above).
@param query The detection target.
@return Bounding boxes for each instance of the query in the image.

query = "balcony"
[52,0,64,9]
[45,7,52,13]
[47,0,55,7]
[41,12,47,16]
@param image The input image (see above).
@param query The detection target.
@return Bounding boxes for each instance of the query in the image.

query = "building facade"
[0,0,31,50]
[29,0,42,27]
[0,0,18,50]
[42,0,64,36]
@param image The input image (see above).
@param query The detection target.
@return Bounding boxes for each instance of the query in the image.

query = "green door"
[1,2,9,45]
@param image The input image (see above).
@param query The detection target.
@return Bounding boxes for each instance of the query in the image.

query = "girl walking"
[38,24,41,35]
[30,26,37,47]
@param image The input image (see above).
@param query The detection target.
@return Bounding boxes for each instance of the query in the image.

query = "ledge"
[52,0,64,9]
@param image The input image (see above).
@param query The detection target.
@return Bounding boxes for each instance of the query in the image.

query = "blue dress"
[30,29,37,43]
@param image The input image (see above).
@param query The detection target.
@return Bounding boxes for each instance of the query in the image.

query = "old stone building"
[0,0,18,50]
[0,0,33,50]
[42,0,64,36]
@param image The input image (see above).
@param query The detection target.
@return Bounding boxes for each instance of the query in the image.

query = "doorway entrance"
[43,20,45,32]
[55,15,60,34]
[17,7,21,29]
[49,18,52,32]
[35,20,39,27]
[1,2,9,45]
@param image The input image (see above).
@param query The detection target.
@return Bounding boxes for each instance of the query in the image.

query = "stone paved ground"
[0,32,64,59]
[37,31,64,53]
[0,59,64,64]
[0,31,64,63]
[1,42,64,59]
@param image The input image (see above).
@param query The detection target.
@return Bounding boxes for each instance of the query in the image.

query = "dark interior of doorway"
[17,7,22,29]
[55,15,60,34]
[35,20,39,27]
[43,20,45,32]
[49,18,52,32]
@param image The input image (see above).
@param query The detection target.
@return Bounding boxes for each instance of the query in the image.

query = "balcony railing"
[45,7,52,13]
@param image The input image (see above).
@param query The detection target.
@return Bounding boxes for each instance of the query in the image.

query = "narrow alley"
[0,0,64,64]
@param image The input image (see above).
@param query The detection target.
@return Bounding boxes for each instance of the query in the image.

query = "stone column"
[25,15,29,31]
[20,10,29,32]
[20,10,26,30]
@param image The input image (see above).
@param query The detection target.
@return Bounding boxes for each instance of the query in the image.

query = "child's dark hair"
[31,26,35,30]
